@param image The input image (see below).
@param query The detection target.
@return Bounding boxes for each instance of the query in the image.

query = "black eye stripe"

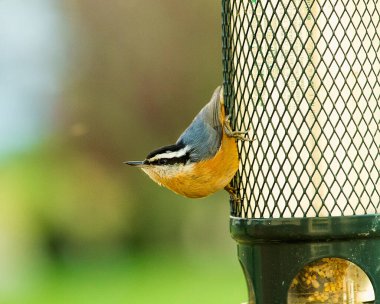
[149,153,189,166]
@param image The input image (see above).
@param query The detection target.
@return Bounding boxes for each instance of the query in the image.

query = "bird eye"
[158,159,168,165]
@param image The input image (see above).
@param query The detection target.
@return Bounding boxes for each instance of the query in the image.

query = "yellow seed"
[311,279,320,289]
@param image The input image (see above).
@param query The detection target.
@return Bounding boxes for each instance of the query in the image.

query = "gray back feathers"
[176,86,223,162]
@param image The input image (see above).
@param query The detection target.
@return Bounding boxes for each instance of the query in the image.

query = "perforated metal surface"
[222,0,380,218]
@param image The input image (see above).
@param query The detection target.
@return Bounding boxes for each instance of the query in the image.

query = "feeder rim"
[230,214,380,243]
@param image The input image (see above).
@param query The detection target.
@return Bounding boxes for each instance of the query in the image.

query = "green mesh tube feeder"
[222,0,380,303]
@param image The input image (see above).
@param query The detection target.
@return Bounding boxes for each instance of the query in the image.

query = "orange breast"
[162,132,239,198]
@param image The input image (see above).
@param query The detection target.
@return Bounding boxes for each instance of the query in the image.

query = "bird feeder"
[222,0,380,303]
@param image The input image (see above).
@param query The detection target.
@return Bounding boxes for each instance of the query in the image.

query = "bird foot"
[224,115,254,142]
[224,184,241,214]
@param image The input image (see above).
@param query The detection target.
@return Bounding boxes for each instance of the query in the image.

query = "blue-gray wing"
[176,86,223,162]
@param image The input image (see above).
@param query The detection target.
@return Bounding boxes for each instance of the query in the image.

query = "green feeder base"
[231,215,380,304]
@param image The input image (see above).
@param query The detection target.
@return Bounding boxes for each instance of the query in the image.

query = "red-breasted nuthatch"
[125,86,250,199]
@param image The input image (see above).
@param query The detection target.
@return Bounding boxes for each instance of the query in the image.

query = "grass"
[2,251,247,304]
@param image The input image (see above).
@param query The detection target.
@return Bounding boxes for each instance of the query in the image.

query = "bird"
[125,86,250,201]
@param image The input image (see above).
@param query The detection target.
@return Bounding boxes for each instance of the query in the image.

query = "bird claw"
[224,115,254,142]
[224,184,241,214]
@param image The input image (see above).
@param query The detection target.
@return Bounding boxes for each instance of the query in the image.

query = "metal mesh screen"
[222,0,380,218]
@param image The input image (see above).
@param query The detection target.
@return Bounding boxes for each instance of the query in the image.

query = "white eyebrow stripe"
[148,147,189,162]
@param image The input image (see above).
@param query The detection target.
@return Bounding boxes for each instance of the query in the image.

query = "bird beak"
[124,160,145,167]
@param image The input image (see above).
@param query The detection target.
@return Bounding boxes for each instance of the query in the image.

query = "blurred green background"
[0,0,246,303]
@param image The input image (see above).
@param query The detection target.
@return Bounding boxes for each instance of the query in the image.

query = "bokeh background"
[0,0,246,303]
